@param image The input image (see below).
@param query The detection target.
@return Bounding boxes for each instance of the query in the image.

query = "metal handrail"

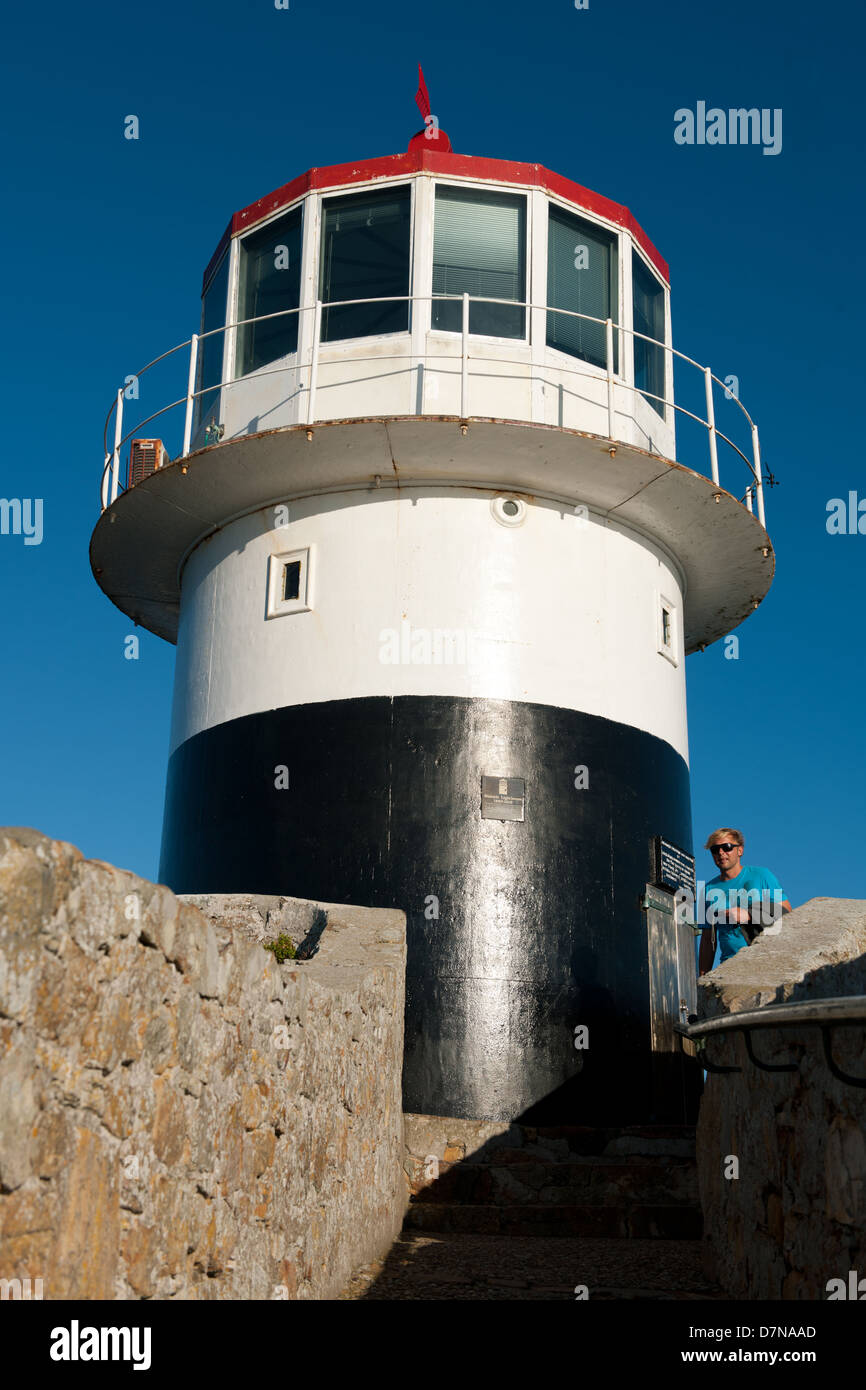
[674,997,866,1087]
[100,294,767,525]
[679,997,866,1035]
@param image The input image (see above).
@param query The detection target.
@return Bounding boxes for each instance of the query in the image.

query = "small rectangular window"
[547,206,618,370]
[432,186,526,339]
[267,548,312,618]
[320,186,411,342]
[657,594,677,664]
[238,206,303,375]
[633,255,666,418]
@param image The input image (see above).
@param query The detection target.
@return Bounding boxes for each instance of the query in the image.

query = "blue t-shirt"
[705,866,787,961]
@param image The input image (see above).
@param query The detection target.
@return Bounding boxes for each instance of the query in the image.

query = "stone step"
[404,1122,702,1239]
[413,1158,698,1207]
[403,1202,703,1239]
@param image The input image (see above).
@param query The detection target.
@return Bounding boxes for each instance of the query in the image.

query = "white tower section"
[169,489,688,760]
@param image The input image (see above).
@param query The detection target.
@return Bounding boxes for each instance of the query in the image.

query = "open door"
[643,883,702,1121]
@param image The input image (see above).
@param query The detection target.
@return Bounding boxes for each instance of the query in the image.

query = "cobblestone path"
[339,1232,727,1300]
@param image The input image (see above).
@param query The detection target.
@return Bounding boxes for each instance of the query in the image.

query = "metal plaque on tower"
[650,835,696,900]
[481,776,525,821]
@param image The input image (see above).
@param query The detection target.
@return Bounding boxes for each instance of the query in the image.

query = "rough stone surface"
[696,897,866,1300]
[0,829,406,1300]
[339,1233,727,1300]
[403,1114,512,1195]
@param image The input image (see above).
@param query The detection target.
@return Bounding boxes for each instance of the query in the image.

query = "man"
[698,828,792,975]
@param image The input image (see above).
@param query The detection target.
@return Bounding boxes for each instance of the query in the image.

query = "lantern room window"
[432,186,526,339]
[319,186,411,342]
[237,206,303,374]
[633,255,667,418]
[196,252,229,431]
[546,205,618,371]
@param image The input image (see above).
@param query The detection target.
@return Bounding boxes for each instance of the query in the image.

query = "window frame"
[656,591,679,666]
[315,181,416,346]
[195,250,231,434]
[233,199,305,379]
[544,196,622,375]
[266,546,314,619]
[429,178,531,347]
[631,245,671,424]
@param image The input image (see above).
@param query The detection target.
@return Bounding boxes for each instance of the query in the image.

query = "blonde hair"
[704,827,743,849]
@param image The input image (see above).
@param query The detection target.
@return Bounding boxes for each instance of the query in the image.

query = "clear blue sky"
[1,0,863,908]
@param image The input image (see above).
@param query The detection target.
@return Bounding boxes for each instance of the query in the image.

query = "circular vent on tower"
[491,495,527,527]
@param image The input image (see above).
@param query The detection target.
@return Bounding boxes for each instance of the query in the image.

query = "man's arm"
[730,888,793,928]
[753,894,793,925]
[725,896,792,933]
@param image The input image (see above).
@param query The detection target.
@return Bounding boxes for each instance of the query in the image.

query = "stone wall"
[0,828,406,1300]
[696,897,866,1299]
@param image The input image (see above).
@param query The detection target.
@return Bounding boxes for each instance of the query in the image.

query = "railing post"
[666,340,674,425]
[605,318,615,440]
[461,293,470,418]
[745,487,754,515]
[111,388,123,503]
[101,454,110,512]
[751,424,766,528]
[307,300,322,426]
[704,366,719,486]
[182,333,199,457]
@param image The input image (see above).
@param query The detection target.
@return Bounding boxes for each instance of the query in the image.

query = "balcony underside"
[90,416,774,648]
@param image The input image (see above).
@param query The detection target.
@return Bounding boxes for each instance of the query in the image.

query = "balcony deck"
[90,414,773,649]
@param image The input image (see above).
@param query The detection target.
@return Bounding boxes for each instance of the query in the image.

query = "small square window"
[267,548,312,618]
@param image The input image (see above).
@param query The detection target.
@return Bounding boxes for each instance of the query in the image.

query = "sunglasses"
[710,842,739,853]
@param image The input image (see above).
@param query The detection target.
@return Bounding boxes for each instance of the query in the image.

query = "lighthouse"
[91,114,774,1127]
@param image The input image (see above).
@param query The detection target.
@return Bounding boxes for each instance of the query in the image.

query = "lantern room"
[191,141,674,460]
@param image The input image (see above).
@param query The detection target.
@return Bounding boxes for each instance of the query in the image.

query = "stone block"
[696,896,866,1299]
[0,830,407,1301]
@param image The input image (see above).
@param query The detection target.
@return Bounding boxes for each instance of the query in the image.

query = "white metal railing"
[100,295,767,527]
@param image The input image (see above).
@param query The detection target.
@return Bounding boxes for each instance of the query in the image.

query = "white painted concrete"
[169,486,689,761]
